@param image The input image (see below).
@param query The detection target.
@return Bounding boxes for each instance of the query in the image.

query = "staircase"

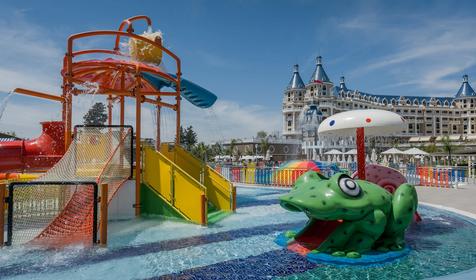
[142,144,235,225]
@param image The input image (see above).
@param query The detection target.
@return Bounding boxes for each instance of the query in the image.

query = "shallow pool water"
[1,186,476,280]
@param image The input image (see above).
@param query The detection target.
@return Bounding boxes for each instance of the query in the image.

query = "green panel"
[207,202,231,224]
[140,183,184,220]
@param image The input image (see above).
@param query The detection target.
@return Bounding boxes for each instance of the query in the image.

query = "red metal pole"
[356,127,366,180]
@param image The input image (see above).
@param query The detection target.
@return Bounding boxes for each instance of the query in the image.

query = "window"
[287,120,292,126]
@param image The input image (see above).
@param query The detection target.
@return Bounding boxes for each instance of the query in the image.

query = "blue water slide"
[141,72,217,109]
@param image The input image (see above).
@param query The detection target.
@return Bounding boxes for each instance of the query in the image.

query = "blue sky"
[0,0,475,142]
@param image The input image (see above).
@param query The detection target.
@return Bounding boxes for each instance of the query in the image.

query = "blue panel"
[141,72,218,108]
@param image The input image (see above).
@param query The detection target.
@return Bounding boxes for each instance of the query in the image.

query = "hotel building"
[282,56,476,159]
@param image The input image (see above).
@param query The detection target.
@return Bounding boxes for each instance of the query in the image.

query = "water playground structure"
[1,16,476,280]
[276,109,420,264]
[0,15,235,247]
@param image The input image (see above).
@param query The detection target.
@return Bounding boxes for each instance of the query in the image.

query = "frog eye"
[338,175,361,197]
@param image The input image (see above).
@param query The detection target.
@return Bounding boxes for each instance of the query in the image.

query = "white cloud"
[0,12,62,94]
[339,15,476,95]
[0,14,281,142]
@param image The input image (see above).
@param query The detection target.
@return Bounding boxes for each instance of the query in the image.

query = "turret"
[309,56,331,83]
[455,74,476,98]
[339,76,348,92]
[287,64,305,90]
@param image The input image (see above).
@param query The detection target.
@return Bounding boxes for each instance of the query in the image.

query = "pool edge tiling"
[2,186,476,280]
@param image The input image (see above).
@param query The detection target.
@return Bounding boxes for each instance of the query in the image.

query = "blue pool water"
[1,186,476,279]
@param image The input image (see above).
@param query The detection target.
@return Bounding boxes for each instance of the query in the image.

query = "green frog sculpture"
[279,171,418,259]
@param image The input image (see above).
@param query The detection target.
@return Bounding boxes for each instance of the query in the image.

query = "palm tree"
[421,143,437,153]
[259,138,270,156]
[229,139,237,160]
[441,135,454,165]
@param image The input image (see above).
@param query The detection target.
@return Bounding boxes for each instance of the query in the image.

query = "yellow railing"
[143,147,207,225]
[160,143,235,211]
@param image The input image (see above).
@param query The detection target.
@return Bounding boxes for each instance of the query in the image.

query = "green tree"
[83,102,108,125]
[229,139,237,157]
[210,143,223,156]
[177,125,198,151]
[422,143,437,154]
[440,135,454,165]
[259,138,270,156]
[256,131,267,139]
[192,142,210,161]
[184,126,197,150]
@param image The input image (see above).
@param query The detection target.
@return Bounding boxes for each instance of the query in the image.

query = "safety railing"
[214,165,341,187]
[160,143,235,212]
[143,147,208,225]
[2,181,98,246]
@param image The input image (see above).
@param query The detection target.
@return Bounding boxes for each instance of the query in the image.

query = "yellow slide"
[142,144,235,225]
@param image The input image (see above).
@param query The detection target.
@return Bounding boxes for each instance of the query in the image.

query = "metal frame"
[73,125,134,179]
[6,181,99,246]
[7,16,182,217]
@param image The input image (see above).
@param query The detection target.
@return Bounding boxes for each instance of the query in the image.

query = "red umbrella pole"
[356,127,366,180]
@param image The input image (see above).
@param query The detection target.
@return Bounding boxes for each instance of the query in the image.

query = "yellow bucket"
[129,31,163,65]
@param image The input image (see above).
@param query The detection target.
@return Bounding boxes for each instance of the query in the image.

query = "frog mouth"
[292,218,343,251]
[280,200,343,252]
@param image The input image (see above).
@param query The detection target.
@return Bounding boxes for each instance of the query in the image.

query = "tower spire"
[287,64,305,90]
[456,74,476,98]
[309,56,330,83]
[339,76,348,92]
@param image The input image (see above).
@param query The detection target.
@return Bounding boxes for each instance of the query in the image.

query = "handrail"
[145,147,206,191]
[66,30,181,79]
[96,128,133,185]
[114,15,153,50]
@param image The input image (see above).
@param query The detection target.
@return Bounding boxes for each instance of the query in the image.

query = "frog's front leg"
[343,209,387,257]
[315,221,355,254]
[378,184,417,251]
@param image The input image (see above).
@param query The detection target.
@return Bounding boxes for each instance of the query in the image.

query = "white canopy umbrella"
[318,109,405,179]
[344,148,357,155]
[381,148,404,155]
[318,109,405,137]
[324,149,343,155]
[371,148,377,162]
[403,147,429,156]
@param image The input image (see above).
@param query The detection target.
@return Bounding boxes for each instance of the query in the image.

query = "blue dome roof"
[287,64,305,90]
[339,76,348,92]
[455,75,476,98]
[300,103,323,129]
[309,56,331,83]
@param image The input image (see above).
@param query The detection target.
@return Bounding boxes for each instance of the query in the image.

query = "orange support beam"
[135,92,142,216]
[0,183,5,246]
[13,88,64,102]
[201,194,207,226]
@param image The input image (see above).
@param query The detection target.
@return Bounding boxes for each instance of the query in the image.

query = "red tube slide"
[0,121,65,173]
